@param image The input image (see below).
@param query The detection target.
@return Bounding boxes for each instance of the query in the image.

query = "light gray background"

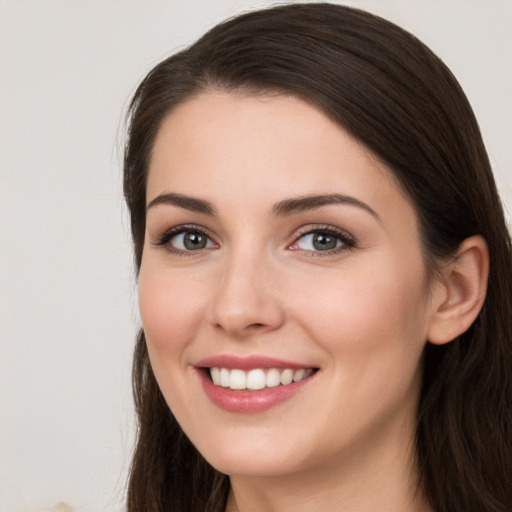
[1,1,510,511]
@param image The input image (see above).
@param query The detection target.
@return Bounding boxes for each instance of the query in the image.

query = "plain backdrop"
[1,1,510,511]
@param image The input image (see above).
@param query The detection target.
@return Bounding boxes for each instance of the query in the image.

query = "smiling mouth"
[205,367,317,391]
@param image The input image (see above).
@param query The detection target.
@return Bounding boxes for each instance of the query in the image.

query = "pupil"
[313,233,337,251]
[184,232,206,250]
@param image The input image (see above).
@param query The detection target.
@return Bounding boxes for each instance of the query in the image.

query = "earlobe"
[427,235,489,346]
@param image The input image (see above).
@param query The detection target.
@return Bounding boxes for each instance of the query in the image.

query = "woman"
[123,3,512,511]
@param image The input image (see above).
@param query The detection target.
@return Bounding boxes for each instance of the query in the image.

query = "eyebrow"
[146,192,216,215]
[146,192,379,221]
[271,193,380,221]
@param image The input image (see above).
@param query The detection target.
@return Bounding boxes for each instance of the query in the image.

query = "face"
[139,93,436,479]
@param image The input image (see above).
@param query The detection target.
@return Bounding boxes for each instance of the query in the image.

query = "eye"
[171,231,215,250]
[295,232,342,251]
[154,226,217,253]
[289,226,355,254]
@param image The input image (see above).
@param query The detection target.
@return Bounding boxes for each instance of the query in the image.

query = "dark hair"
[123,3,512,511]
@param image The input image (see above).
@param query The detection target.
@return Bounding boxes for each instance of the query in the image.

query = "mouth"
[195,355,319,412]
[205,367,317,391]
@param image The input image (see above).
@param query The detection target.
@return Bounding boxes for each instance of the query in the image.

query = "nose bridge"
[209,242,283,337]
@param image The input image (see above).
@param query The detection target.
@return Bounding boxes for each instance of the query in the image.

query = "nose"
[207,250,285,338]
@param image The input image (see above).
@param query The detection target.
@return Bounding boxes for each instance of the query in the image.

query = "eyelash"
[153,224,218,256]
[290,225,356,256]
[153,224,356,256]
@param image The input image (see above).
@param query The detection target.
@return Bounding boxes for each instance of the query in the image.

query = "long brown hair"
[123,4,512,511]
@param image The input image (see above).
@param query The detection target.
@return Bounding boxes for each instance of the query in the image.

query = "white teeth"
[293,369,306,382]
[210,367,220,385]
[230,369,247,390]
[209,367,314,390]
[247,369,266,390]
[220,368,230,387]
[265,368,281,388]
[280,369,294,385]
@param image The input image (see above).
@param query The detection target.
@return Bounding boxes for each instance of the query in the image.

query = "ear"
[427,235,489,345]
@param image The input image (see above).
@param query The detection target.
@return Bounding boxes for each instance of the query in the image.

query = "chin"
[189,426,306,478]
[205,450,299,478]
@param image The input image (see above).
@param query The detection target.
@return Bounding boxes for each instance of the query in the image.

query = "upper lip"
[195,355,316,370]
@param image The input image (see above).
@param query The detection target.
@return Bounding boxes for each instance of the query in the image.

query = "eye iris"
[184,232,207,250]
[313,233,338,250]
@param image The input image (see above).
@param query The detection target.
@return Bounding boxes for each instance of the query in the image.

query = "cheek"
[138,267,207,360]
[288,258,429,358]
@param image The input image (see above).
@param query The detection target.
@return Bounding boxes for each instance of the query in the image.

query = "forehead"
[147,92,414,222]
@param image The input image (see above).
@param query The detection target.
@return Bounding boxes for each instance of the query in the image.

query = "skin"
[138,92,445,511]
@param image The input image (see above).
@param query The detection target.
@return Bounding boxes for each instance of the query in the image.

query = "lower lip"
[198,370,315,413]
